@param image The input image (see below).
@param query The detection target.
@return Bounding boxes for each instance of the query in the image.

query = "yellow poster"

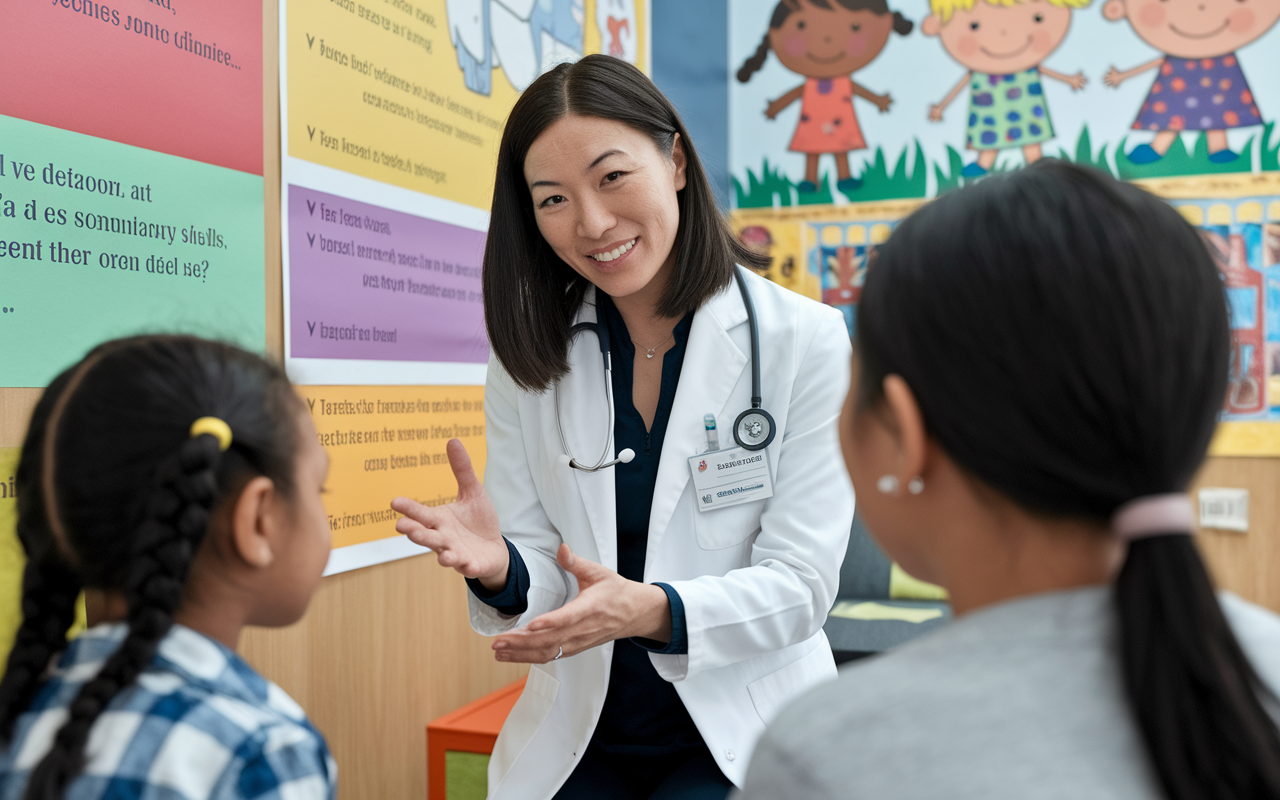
[286,0,649,211]
[1,449,22,671]
[298,386,486,570]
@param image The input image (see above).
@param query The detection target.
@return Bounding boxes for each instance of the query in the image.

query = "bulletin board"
[727,0,1280,455]
[278,0,652,574]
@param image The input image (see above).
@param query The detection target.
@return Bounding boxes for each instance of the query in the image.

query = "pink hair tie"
[1112,494,1194,541]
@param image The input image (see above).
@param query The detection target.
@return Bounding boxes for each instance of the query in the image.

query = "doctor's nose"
[576,197,617,241]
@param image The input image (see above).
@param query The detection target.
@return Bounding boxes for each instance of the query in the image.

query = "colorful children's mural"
[730,0,1280,454]
[923,0,1089,178]
[1102,0,1280,166]
[447,0,586,95]
[736,0,914,197]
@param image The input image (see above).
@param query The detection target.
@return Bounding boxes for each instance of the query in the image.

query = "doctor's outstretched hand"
[491,543,673,664]
[391,439,511,591]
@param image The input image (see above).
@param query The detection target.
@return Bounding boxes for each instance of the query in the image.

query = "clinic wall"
[652,0,730,208]
[0,5,1278,800]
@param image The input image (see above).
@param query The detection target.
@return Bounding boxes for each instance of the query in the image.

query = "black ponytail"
[0,336,301,797]
[857,161,1280,797]
[0,561,80,743]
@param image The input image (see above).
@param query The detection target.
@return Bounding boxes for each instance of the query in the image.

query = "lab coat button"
[725,749,736,762]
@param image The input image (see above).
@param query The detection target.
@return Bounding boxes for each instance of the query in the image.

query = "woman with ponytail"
[736,161,1280,799]
[0,335,336,799]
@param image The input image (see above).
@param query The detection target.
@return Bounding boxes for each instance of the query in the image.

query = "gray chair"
[824,514,952,664]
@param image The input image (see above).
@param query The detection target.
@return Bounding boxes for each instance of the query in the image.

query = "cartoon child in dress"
[737,0,913,195]
[1101,0,1280,164]
[924,0,1089,177]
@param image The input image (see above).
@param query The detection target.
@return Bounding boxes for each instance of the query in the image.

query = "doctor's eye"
[969,20,981,29]
[538,195,567,208]
[797,19,807,29]
[851,22,861,31]
[602,171,625,184]
[1033,12,1044,21]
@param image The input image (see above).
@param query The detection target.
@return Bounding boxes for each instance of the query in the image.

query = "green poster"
[0,116,265,386]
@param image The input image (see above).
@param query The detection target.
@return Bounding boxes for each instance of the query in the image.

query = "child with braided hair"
[0,335,335,800]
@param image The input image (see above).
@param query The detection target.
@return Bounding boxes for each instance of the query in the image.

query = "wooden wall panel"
[1192,457,1280,613]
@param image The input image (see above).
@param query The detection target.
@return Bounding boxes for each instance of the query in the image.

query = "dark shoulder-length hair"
[483,54,766,393]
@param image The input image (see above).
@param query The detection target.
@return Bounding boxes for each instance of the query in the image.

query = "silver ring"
[554,646,563,660]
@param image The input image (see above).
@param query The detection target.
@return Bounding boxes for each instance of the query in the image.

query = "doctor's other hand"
[391,439,510,591]
[491,544,672,664]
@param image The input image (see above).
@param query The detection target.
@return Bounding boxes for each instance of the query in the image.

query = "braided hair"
[0,336,301,799]
[737,0,913,83]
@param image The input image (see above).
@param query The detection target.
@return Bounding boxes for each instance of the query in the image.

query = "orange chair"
[427,678,526,799]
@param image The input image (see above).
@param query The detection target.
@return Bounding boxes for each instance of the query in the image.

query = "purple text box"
[289,185,489,363]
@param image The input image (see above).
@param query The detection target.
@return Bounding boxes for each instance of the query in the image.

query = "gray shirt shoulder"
[735,587,1280,800]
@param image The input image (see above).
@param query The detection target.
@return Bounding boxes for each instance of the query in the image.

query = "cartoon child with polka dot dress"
[925,0,1089,178]
[1102,0,1280,164]
[738,0,913,196]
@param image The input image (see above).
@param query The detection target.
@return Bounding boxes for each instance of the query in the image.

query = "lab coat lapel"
[645,284,749,569]
[556,287,619,570]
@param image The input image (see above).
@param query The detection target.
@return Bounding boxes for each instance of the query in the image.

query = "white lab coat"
[473,269,854,798]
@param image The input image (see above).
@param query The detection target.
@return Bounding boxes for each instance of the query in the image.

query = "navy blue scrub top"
[468,292,703,756]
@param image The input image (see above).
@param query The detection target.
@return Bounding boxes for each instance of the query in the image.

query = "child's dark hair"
[737,0,913,82]
[858,161,1280,798]
[0,335,302,799]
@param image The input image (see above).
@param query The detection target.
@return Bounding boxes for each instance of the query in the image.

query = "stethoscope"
[555,266,776,472]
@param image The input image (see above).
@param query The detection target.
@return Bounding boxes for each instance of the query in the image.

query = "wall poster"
[727,0,1280,455]
[281,0,651,573]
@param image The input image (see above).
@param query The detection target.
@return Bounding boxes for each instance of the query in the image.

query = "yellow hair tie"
[189,417,233,451]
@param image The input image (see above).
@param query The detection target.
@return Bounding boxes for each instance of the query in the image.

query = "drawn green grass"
[1262,121,1279,172]
[1058,126,1117,177]
[732,158,795,209]
[839,141,928,202]
[1116,130,1256,180]
[736,123,1277,209]
[934,145,966,195]
[734,142,929,208]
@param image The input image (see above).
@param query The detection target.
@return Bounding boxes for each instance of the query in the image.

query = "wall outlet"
[1198,488,1249,533]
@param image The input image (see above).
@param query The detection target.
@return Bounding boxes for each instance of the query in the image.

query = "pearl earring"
[877,475,899,494]
[907,477,925,495]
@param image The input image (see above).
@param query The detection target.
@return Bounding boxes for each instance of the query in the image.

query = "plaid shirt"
[0,623,336,799]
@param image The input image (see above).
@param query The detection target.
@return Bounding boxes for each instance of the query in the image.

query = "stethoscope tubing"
[556,266,772,472]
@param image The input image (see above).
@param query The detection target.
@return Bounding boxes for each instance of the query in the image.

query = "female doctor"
[392,55,853,800]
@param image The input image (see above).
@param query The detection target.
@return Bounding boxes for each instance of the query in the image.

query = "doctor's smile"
[390,54,853,800]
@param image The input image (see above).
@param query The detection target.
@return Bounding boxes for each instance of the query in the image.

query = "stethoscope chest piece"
[733,407,775,451]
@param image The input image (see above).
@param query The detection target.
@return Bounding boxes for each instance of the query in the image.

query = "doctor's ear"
[670,133,687,192]
[921,15,942,36]
[1102,0,1127,21]
[880,375,928,483]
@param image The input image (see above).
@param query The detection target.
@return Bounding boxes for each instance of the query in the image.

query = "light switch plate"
[1198,488,1249,533]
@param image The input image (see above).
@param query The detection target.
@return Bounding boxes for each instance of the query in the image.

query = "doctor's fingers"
[445,439,484,499]
[493,629,590,664]
[390,496,446,529]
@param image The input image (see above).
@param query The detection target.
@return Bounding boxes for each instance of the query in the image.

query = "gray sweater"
[734,586,1280,799]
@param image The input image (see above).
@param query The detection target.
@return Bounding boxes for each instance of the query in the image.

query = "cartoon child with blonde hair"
[1101,0,1280,164]
[924,0,1089,177]
[738,0,914,195]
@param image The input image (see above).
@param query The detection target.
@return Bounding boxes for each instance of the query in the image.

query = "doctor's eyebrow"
[529,150,629,188]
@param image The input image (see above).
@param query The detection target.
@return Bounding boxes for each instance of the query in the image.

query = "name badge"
[688,446,774,512]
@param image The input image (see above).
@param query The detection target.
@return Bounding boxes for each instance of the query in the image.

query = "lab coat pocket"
[693,499,765,550]
[746,638,835,726]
